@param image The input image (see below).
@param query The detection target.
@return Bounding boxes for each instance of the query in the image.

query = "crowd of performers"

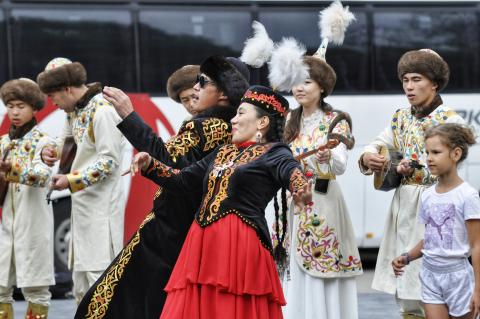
[0,1,479,319]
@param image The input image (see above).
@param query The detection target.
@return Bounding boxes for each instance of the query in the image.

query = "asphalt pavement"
[11,270,402,318]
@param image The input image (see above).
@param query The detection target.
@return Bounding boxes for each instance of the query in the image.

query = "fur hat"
[37,57,87,94]
[397,49,450,92]
[166,65,200,103]
[241,85,289,118]
[1,78,45,110]
[200,55,250,107]
[304,56,337,97]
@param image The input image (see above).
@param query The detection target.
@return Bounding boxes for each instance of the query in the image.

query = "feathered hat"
[307,0,355,97]
[240,21,309,93]
[37,57,87,94]
[397,49,450,92]
[166,65,200,103]
[1,78,45,111]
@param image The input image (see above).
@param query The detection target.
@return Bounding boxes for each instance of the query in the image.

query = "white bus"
[0,0,479,290]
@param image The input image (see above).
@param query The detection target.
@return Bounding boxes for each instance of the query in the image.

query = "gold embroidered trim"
[84,212,155,319]
[201,119,231,152]
[289,168,307,193]
[198,144,267,223]
[165,121,201,161]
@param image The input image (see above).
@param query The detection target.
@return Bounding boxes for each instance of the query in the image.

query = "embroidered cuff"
[358,154,373,175]
[67,172,86,193]
[289,168,307,193]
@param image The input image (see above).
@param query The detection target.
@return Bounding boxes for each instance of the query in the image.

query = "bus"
[1,0,479,293]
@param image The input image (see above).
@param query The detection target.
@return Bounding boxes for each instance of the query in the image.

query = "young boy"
[0,78,54,319]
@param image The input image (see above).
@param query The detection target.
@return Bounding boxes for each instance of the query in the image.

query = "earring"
[255,131,263,143]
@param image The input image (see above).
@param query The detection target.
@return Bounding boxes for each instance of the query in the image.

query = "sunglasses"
[196,74,216,88]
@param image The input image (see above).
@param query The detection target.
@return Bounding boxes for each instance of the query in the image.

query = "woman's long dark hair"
[284,100,333,144]
[254,106,290,277]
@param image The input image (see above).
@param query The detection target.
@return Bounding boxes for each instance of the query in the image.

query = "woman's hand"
[396,158,414,177]
[130,152,152,176]
[315,149,331,164]
[292,180,313,212]
[391,255,408,277]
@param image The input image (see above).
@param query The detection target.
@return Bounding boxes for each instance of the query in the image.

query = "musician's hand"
[391,255,408,277]
[50,174,69,190]
[131,152,152,176]
[41,146,58,167]
[396,159,414,176]
[0,159,11,173]
[362,152,386,173]
[103,86,134,119]
[292,180,313,212]
[315,149,331,164]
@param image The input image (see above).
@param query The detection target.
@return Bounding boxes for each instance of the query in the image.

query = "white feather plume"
[240,21,274,68]
[268,38,309,92]
[320,0,355,45]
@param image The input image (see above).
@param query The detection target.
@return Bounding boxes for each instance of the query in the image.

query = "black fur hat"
[1,78,45,110]
[37,57,87,94]
[200,55,250,107]
[166,65,200,103]
[397,49,450,92]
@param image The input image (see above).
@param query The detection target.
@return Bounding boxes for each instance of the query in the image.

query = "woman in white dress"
[282,54,362,319]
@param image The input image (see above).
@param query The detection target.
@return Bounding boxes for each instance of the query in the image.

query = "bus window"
[10,9,136,91]
[0,10,7,85]
[258,9,369,93]
[139,8,251,94]
[373,10,480,92]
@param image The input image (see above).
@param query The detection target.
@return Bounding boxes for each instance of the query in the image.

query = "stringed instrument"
[373,145,424,191]
[46,136,77,203]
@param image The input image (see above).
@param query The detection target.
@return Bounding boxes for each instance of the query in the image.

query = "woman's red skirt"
[160,213,285,319]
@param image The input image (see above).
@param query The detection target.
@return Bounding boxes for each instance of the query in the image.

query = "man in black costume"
[74,56,250,319]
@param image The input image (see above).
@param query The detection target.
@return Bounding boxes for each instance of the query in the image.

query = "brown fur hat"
[1,78,45,110]
[397,49,450,92]
[37,57,87,94]
[304,56,337,97]
[166,65,200,103]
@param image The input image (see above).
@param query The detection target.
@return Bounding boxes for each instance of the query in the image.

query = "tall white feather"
[240,21,274,68]
[319,0,355,45]
[268,38,309,92]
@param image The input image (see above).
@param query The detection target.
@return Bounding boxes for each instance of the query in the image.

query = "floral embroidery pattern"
[85,212,155,318]
[296,204,362,274]
[391,106,458,185]
[71,96,108,144]
[2,128,52,187]
[68,158,115,192]
[290,110,350,179]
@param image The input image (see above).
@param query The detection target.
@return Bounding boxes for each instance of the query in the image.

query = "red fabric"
[160,213,285,319]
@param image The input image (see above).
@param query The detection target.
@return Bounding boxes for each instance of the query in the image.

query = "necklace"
[211,144,255,178]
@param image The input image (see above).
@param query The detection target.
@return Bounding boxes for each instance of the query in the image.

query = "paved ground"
[11,270,402,318]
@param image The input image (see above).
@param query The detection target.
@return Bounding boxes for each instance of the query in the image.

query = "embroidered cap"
[240,85,289,117]
[37,57,87,94]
